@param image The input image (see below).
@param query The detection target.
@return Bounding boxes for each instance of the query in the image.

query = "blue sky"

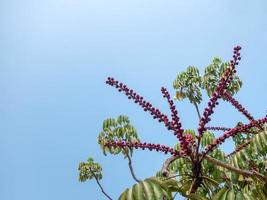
[1,0,267,199]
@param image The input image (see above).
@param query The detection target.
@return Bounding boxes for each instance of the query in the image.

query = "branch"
[90,170,113,200]
[124,151,141,182]
[161,155,181,177]
[193,102,201,120]
[204,155,267,182]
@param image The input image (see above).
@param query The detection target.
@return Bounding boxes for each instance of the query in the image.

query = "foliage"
[118,177,174,200]
[78,157,102,182]
[173,66,202,104]
[78,46,267,200]
[98,115,140,156]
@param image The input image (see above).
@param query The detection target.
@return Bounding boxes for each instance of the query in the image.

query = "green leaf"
[78,157,103,182]
[133,182,145,200]
[118,177,172,200]
[173,66,202,104]
[212,188,228,200]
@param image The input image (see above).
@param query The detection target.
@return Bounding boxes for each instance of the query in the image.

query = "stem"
[161,155,180,177]
[188,178,197,194]
[189,161,202,194]
[193,102,202,161]
[190,101,203,163]
[204,155,267,182]
[172,192,178,200]
[91,170,113,200]
[124,151,141,182]
[193,102,201,120]
[200,176,219,187]
[162,173,192,181]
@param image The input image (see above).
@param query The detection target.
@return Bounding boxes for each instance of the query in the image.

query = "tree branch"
[124,151,141,182]
[90,170,113,200]
[204,155,267,182]
[161,155,181,177]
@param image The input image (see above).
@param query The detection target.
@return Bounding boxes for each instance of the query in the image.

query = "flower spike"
[106,77,174,131]
[203,116,267,157]
[198,46,242,137]
[223,91,255,121]
[205,126,231,132]
[104,140,184,156]
[161,87,190,154]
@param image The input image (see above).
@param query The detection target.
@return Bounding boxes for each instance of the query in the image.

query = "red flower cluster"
[223,91,254,121]
[105,140,182,156]
[198,46,242,137]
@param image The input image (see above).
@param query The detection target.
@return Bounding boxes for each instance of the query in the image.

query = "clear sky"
[1,0,267,200]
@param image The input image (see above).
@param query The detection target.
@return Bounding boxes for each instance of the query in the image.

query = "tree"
[78,46,267,199]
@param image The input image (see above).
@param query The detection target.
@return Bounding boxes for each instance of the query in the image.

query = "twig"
[204,155,267,182]
[90,170,113,200]
[161,155,181,177]
[193,102,201,120]
[124,151,141,182]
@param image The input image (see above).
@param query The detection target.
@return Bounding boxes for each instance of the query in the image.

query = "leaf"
[229,129,267,173]
[212,188,228,200]
[141,181,154,200]
[173,66,202,104]
[133,183,145,200]
[118,177,172,200]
